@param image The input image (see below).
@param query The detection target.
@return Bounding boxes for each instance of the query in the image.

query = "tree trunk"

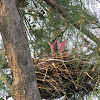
[0,0,41,100]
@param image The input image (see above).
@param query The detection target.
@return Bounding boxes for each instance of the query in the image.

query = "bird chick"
[48,40,58,56]
[48,40,65,56]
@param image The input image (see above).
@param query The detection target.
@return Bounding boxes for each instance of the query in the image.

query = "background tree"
[0,0,100,99]
[17,0,99,57]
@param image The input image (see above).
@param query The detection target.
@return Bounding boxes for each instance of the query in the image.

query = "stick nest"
[33,45,100,99]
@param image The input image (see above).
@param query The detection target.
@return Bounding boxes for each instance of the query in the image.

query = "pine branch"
[0,69,11,91]
[43,0,98,44]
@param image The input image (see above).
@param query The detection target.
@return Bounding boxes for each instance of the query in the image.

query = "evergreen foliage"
[0,0,100,99]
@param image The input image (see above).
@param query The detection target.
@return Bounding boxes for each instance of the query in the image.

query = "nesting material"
[33,45,100,99]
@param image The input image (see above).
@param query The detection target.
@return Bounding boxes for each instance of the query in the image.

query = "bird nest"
[33,45,100,99]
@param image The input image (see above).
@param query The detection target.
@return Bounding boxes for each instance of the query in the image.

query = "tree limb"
[43,0,68,18]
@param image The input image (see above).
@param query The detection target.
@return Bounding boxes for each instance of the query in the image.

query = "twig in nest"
[84,72,93,80]
[43,69,48,81]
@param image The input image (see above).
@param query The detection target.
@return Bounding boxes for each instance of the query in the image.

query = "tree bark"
[0,0,41,100]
